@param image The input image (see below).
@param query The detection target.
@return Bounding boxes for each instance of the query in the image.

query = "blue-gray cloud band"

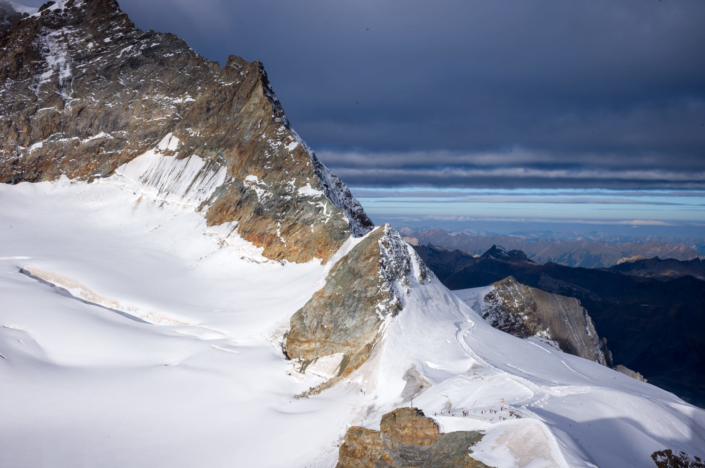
[18,0,704,190]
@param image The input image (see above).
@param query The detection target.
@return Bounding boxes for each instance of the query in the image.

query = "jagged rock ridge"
[0,0,373,263]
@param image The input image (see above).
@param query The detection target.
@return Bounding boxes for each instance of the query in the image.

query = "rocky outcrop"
[0,0,372,263]
[285,225,432,395]
[336,408,491,468]
[652,449,704,468]
[481,277,612,366]
[616,365,647,382]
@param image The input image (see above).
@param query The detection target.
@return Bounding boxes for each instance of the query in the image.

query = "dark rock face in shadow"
[407,229,701,268]
[481,276,611,366]
[336,408,491,468]
[611,257,705,282]
[652,449,704,468]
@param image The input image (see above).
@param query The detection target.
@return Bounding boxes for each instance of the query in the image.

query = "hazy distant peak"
[481,244,528,262]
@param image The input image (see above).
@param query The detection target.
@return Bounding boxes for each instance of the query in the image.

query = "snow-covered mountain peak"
[0,0,372,262]
[1,1,705,467]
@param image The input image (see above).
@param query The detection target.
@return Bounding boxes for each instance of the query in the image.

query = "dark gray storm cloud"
[22,0,705,188]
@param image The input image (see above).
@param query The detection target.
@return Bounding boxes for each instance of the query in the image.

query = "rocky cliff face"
[285,225,432,396]
[480,276,612,366]
[0,0,372,263]
[336,408,490,468]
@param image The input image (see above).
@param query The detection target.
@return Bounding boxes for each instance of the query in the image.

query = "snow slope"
[1,172,704,467]
[358,285,705,467]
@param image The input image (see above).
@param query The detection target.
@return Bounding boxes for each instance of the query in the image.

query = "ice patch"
[82,132,113,143]
[37,28,73,88]
[244,175,272,203]
[157,133,180,152]
[297,183,324,198]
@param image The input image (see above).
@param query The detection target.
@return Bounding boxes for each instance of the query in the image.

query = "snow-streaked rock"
[0,0,372,263]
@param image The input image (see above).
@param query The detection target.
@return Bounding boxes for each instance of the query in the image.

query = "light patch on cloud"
[376,214,678,226]
[369,196,684,206]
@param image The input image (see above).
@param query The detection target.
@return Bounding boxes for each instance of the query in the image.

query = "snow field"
[0,176,359,467]
[0,156,704,467]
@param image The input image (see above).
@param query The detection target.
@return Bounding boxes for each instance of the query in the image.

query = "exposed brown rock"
[286,225,432,396]
[336,408,492,468]
[379,408,440,446]
[285,227,393,395]
[0,0,372,263]
[652,449,704,468]
[616,364,648,382]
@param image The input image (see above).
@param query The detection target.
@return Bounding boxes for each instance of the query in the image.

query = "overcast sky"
[21,0,705,233]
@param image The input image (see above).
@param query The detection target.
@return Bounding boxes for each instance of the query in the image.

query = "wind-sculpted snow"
[0,0,371,263]
[113,134,230,210]
[20,265,189,326]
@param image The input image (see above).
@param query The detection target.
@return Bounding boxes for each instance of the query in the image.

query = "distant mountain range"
[415,244,705,408]
[404,227,705,255]
[402,227,702,268]
[612,256,705,281]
